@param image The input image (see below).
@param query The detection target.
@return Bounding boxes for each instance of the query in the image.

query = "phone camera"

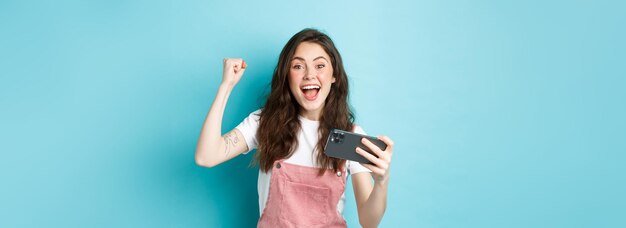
[330,132,345,144]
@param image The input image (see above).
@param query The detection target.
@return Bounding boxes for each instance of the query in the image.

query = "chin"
[300,103,321,111]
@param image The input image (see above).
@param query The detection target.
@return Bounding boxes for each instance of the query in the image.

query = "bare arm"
[195,58,249,168]
[352,136,395,227]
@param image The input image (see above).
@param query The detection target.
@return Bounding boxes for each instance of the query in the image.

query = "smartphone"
[323,129,387,164]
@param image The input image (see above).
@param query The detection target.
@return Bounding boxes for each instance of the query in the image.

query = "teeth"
[302,85,320,90]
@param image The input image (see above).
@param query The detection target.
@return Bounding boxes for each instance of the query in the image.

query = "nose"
[303,70,315,80]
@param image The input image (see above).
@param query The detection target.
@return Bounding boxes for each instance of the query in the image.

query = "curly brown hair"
[255,28,354,175]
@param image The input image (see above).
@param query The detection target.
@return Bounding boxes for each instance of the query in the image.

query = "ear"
[332,77,336,83]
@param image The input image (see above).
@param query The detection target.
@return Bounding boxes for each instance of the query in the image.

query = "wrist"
[219,82,235,90]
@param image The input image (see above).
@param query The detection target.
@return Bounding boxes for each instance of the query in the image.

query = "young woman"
[195,28,394,228]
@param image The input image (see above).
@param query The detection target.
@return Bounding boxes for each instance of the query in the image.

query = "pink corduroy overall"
[257,159,348,228]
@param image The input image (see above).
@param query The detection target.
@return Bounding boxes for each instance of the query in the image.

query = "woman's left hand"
[356,136,394,185]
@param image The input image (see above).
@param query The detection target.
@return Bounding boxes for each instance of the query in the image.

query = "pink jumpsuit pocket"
[280,180,331,226]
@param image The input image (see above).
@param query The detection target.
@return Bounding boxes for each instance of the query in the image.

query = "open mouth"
[301,84,320,101]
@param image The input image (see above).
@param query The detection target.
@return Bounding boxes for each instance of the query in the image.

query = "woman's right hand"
[222,58,247,87]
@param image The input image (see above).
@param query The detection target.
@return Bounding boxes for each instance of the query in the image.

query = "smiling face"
[288,42,336,120]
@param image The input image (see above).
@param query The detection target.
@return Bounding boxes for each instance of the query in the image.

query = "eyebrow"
[313,56,328,62]
[291,56,329,62]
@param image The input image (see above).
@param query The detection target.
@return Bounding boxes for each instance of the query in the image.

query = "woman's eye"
[293,65,303,69]
[316,64,325,69]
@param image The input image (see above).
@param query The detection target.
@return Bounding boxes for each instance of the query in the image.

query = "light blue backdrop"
[1,0,624,227]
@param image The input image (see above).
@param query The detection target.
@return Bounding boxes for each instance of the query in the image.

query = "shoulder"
[237,109,262,130]
[352,124,367,135]
[347,160,371,175]
[236,109,263,151]
[244,109,262,121]
[251,109,262,117]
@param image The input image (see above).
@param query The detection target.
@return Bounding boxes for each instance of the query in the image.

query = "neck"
[299,109,322,121]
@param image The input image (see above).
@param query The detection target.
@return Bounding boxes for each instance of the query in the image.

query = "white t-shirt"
[235,109,371,215]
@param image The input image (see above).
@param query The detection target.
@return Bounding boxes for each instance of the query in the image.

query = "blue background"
[1,0,625,227]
